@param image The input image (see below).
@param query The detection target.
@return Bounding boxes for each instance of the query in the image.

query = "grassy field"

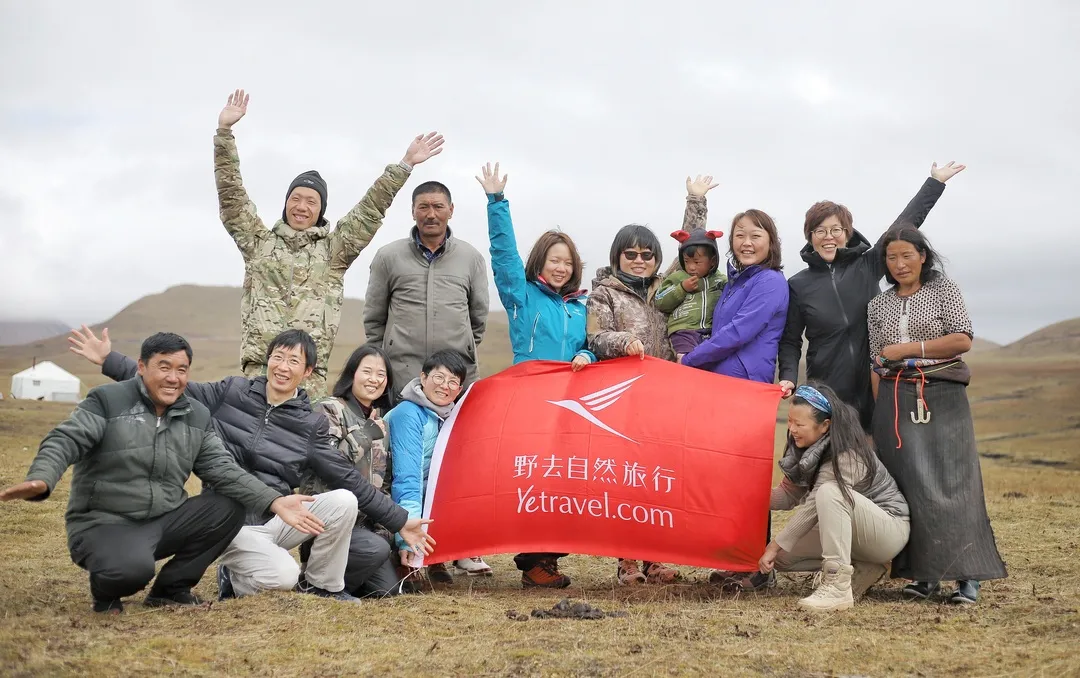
[1,373,1078,676]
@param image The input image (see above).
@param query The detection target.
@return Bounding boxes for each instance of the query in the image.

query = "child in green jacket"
[654,229,727,361]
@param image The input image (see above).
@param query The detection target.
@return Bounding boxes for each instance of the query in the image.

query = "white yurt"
[11,361,81,402]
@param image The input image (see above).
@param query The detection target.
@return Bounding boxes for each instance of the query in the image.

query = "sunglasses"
[622,250,656,262]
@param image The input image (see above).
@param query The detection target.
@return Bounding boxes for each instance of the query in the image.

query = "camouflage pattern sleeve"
[586,286,635,360]
[683,195,708,233]
[328,163,411,271]
[214,129,267,260]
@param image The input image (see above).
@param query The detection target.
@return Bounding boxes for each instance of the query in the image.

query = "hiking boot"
[454,557,493,576]
[522,559,571,588]
[297,577,361,603]
[617,559,646,585]
[851,561,887,599]
[217,564,235,600]
[144,590,206,608]
[797,560,854,612]
[949,579,980,605]
[901,580,941,601]
[711,570,773,591]
[92,598,124,614]
[427,562,454,585]
[642,561,680,584]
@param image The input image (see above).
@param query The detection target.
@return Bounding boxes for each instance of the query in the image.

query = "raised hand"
[930,161,966,183]
[399,517,436,555]
[0,480,48,502]
[68,325,111,366]
[403,132,445,167]
[218,89,249,129]
[475,162,508,195]
[686,174,719,198]
[270,494,325,535]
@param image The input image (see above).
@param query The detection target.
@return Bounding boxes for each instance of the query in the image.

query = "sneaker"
[297,577,362,603]
[144,589,206,608]
[454,557,493,576]
[427,562,454,585]
[217,564,235,601]
[92,598,124,614]
[949,579,980,605]
[797,561,855,612]
[522,559,571,588]
[851,562,887,599]
[711,570,774,591]
[901,580,941,601]
[642,561,680,584]
[617,559,646,585]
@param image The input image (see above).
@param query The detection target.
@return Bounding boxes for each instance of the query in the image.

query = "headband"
[794,385,832,415]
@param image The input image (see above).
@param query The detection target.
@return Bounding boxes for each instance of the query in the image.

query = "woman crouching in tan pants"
[758,382,910,612]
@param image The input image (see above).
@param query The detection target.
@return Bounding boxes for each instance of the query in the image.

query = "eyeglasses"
[622,250,656,262]
[811,227,847,240]
[430,373,462,390]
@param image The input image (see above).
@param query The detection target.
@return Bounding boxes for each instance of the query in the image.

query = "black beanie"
[283,170,328,226]
[670,229,724,272]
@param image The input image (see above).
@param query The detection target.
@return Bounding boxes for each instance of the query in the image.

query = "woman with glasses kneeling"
[757,383,911,612]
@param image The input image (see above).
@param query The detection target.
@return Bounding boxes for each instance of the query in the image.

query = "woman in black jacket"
[776,162,965,430]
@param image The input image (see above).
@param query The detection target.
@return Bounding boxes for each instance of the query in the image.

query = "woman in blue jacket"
[478,162,594,588]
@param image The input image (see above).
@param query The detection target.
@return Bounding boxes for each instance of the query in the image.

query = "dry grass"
[1,397,1078,677]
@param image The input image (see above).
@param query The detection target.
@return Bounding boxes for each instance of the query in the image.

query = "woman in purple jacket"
[679,195,788,592]
[681,209,789,382]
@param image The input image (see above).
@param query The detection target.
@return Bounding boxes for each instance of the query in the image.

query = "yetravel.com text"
[515,485,674,528]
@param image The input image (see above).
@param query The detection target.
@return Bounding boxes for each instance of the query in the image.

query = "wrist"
[399,158,414,172]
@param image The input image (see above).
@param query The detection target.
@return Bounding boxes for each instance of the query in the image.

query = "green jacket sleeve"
[192,427,281,514]
[25,390,109,500]
[654,271,690,312]
[214,128,267,260]
[328,163,411,271]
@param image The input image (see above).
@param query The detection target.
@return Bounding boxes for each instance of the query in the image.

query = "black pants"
[513,552,568,572]
[301,524,402,597]
[69,494,245,602]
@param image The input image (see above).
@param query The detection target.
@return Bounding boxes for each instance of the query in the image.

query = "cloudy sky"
[1,1,1076,344]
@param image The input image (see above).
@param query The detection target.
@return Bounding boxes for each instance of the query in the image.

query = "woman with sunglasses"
[586,184,711,585]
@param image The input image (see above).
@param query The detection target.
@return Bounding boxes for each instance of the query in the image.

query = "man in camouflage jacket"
[214,89,445,397]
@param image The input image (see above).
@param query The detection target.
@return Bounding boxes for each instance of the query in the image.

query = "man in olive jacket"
[214,89,445,397]
[0,333,321,614]
[363,180,489,390]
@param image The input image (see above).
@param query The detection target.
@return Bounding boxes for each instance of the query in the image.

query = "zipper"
[247,404,273,470]
[699,278,709,330]
[528,313,541,353]
[561,301,571,359]
[829,266,856,362]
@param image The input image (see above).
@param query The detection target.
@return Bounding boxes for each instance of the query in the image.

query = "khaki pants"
[219,489,358,596]
[776,482,910,571]
[242,363,328,401]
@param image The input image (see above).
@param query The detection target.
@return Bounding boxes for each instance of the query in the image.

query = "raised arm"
[17,389,109,501]
[328,133,444,271]
[478,163,528,315]
[661,175,716,278]
[214,89,267,260]
[363,252,392,347]
[682,273,789,370]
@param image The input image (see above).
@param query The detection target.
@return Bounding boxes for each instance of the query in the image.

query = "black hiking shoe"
[901,580,941,600]
[948,580,980,605]
[144,589,206,607]
[297,576,362,603]
[92,598,124,614]
[217,564,235,600]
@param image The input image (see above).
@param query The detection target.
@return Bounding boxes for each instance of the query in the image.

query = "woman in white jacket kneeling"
[758,382,910,612]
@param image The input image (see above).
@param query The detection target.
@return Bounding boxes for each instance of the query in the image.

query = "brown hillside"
[969,336,1001,354]
[997,317,1080,359]
[0,320,71,346]
[0,284,511,391]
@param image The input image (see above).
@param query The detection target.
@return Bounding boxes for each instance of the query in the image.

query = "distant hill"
[997,317,1080,359]
[0,320,71,347]
[969,337,1002,354]
[0,284,512,390]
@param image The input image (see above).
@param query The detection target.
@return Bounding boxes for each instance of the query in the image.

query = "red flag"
[419,356,781,571]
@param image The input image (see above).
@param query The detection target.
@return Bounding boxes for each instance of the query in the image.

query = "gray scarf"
[400,377,455,420]
[777,434,831,488]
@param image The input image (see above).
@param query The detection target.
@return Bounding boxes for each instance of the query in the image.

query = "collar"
[412,226,451,262]
[135,377,190,418]
[777,434,832,487]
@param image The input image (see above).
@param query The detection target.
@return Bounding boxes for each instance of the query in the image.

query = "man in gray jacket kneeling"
[0,332,321,614]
